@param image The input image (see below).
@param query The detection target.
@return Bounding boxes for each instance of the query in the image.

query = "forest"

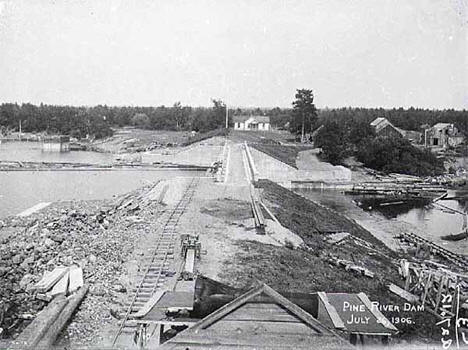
[1,102,467,146]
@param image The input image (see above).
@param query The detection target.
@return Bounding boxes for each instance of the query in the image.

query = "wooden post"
[421,272,433,307]
[435,274,447,313]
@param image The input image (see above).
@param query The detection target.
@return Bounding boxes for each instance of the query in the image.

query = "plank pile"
[32,265,84,302]
[326,256,375,278]
[11,265,87,349]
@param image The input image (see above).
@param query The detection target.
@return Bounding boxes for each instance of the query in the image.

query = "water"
[295,188,468,255]
[0,141,113,164]
[0,142,203,217]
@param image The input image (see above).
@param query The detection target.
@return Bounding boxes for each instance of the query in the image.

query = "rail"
[111,177,199,346]
[398,232,468,269]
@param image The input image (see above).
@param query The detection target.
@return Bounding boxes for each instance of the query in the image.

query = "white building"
[233,116,270,131]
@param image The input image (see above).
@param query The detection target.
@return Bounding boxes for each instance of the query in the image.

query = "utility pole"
[225,104,229,129]
[301,113,305,143]
[19,120,22,140]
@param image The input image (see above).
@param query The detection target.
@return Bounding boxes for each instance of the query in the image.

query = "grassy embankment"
[229,130,313,168]
[220,180,439,343]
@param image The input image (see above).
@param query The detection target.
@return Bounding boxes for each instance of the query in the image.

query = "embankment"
[219,179,440,343]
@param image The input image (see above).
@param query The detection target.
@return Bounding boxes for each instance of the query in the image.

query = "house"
[370,117,403,138]
[159,283,353,349]
[310,292,398,346]
[424,123,464,148]
[42,135,70,152]
[233,115,270,131]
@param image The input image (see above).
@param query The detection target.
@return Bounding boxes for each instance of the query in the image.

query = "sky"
[0,0,466,109]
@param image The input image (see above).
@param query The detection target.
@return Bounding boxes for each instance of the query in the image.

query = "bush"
[356,137,444,176]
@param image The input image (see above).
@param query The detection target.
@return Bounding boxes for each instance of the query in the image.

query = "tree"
[290,89,317,142]
[131,113,150,128]
[314,121,349,165]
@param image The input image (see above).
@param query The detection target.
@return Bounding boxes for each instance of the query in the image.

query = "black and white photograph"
[0,0,467,349]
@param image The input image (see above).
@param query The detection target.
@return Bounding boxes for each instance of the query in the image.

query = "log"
[11,295,68,349]
[36,285,89,348]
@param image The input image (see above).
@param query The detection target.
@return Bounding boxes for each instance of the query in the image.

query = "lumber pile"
[31,265,84,302]
[9,265,87,348]
[326,255,374,278]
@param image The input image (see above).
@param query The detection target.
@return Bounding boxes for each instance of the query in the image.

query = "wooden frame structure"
[401,265,467,318]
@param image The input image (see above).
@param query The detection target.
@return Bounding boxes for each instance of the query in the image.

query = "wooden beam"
[421,272,433,306]
[358,293,398,332]
[388,284,419,303]
[68,266,84,293]
[47,271,69,298]
[317,292,345,329]
[12,295,68,349]
[133,291,166,318]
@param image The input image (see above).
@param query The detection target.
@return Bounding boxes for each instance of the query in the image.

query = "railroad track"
[112,177,200,346]
[399,232,468,269]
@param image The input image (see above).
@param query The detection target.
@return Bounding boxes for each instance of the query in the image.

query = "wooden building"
[233,116,270,131]
[159,283,352,349]
[311,292,398,346]
[42,135,70,152]
[370,118,403,138]
[424,123,464,148]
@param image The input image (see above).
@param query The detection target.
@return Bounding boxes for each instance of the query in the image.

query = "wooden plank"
[170,331,350,348]
[47,271,69,298]
[32,267,68,293]
[388,283,419,303]
[190,284,331,335]
[133,291,166,318]
[421,272,433,306]
[184,249,195,276]
[208,319,318,335]
[357,293,398,332]
[17,202,51,217]
[317,292,345,329]
[223,304,299,323]
[68,266,83,293]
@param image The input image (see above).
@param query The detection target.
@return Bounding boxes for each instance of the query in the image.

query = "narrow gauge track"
[112,177,200,346]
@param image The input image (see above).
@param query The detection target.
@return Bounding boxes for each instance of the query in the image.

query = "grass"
[219,180,440,342]
[250,143,314,169]
[181,128,229,146]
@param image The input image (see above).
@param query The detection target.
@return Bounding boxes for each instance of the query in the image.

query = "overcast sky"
[0,0,466,109]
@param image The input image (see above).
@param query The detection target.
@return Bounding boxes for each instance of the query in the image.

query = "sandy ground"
[92,128,190,153]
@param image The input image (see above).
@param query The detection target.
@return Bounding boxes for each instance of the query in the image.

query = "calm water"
[295,188,468,254]
[0,142,203,217]
[0,141,113,163]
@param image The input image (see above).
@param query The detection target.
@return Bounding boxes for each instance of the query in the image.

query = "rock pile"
[0,182,163,345]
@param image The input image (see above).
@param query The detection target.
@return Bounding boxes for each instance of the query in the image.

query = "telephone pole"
[225,104,229,129]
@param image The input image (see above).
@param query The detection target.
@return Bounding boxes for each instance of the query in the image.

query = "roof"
[370,117,386,127]
[370,117,403,135]
[316,292,398,336]
[431,123,453,130]
[233,115,270,123]
[160,283,352,350]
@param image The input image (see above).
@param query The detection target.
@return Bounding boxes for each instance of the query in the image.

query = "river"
[294,188,468,256]
[0,140,113,164]
[0,142,204,218]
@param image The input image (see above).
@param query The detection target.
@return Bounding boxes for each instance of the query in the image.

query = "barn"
[370,117,403,138]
